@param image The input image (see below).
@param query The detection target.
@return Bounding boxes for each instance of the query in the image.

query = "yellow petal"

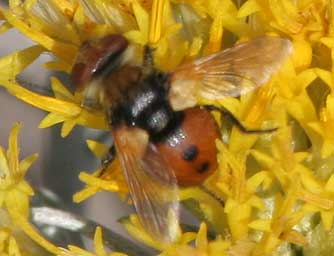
[86,140,109,159]
[120,214,164,250]
[132,1,149,40]
[296,69,317,91]
[322,139,334,159]
[248,219,272,232]
[195,223,208,250]
[269,0,303,34]
[75,109,108,130]
[294,152,309,163]
[9,0,21,9]
[2,10,77,64]
[208,0,249,37]
[188,37,203,58]
[0,146,10,177]
[224,198,237,213]
[179,232,197,245]
[206,9,224,54]
[124,30,147,45]
[65,245,92,256]
[5,189,30,217]
[43,60,72,73]
[315,68,333,87]
[19,153,38,176]
[28,5,80,46]
[325,174,334,193]
[291,39,312,70]
[73,186,99,203]
[226,202,252,239]
[7,122,21,176]
[149,0,166,44]
[10,211,59,254]
[0,45,44,80]
[307,122,323,135]
[0,21,12,34]
[1,80,81,116]
[61,119,77,137]
[50,0,76,18]
[320,37,334,49]
[237,0,261,18]
[17,180,34,196]
[248,196,264,210]
[180,187,226,235]
[110,253,128,256]
[299,170,323,194]
[299,190,334,210]
[250,150,275,169]
[72,3,85,30]
[321,210,334,231]
[246,171,272,193]
[39,113,67,128]
[0,191,5,209]
[280,230,308,246]
[23,0,38,10]
[78,172,119,192]
[8,236,21,256]
[51,77,75,101]
[94,227,107,256]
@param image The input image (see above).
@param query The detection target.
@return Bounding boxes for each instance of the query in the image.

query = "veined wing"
[169,36,293,110]
[112,126,180,244]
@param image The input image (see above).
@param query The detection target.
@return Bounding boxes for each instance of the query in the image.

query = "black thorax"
[110,71,183,140]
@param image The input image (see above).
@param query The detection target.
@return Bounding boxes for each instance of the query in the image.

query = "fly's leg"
[142,45,155,76]
[100,145,116,177]
[203,105,278,134]
[200,185,225,206]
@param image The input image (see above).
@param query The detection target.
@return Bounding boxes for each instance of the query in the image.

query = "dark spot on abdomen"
[182,145,198,161]
[198,161,210,173]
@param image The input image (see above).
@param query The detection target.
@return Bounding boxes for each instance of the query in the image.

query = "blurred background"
[0,0,132,245]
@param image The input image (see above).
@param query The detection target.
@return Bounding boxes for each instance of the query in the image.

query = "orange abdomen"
[156,108,220,186]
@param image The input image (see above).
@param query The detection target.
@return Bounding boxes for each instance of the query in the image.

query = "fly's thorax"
[109,70,177,137]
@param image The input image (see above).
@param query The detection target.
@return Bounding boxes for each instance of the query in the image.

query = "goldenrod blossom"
[0,123,36,217]
[0,124,60,255]
[58,227,127,256]
[1,0,334,255]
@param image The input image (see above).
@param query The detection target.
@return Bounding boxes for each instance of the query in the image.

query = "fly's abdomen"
[155,107,220,186]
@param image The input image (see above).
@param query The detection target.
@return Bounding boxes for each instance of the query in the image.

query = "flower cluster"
[1,0,334,255]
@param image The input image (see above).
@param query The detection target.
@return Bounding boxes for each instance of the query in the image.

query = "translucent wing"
[169,36,293,110]
[112,126,179,244]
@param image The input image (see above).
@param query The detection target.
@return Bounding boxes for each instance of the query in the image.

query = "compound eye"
[71,34,128,89]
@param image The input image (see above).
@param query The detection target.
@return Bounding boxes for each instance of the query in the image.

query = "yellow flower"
[1,6,78,65]
[307,75,334,158]
[2,0,334,255]
[0,124,60,255]
[1,78,108,137]
[215,141,271,240]
[73,140,128,203]
[121,218,231,256]
[38,77,108,137]
[58,227,127,256]
[0,46,108,137]
[252,177,308,255]
[0,123,36,217]
[162,223,231,256]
